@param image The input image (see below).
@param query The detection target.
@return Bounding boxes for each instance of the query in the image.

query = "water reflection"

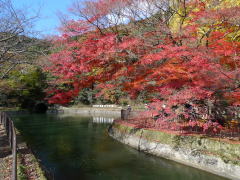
[13,114,226,180]
[92,116,115,124]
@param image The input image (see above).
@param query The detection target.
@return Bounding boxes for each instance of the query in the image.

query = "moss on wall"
[112,122,240,166]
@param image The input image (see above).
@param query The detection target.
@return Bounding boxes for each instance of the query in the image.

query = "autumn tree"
[47,0,240,128]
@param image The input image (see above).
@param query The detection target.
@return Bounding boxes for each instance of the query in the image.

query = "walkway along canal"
[12,113,227,180]
[0,112,17,180]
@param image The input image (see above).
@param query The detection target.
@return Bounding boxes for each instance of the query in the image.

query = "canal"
[13,114,226,180]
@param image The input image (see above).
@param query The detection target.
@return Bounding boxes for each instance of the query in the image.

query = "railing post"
[6,117,9,136]
[9,122,12,148]
[121,109,125,120]
[12,121,17,180]
[121,109,129,120]
[0,113,1,123]
[4,112,6,127]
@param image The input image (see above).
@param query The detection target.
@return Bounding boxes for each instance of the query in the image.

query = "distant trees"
[0,67,47,109]
[0,0,50,108]
[0,0,49,79]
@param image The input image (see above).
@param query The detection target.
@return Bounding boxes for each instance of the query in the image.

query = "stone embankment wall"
[109,122,240,180]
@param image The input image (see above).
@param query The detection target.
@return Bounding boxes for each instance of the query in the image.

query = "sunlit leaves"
[46,0,240,129]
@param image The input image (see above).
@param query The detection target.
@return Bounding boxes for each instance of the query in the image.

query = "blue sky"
[12,0,83,37]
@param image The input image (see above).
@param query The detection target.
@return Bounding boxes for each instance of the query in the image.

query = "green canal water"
[13,114,226,180]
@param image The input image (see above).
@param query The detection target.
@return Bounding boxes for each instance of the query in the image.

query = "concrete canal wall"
[56,106,122,117]
[109,122,240,180]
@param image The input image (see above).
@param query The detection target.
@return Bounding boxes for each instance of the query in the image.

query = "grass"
[0,107,22,111]
[17,162,27,180]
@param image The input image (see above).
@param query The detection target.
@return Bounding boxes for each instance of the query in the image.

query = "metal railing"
[0,112,17,180]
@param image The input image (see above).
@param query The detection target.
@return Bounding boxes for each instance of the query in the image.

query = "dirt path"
[0,122,47,180]
[0,124,12,180]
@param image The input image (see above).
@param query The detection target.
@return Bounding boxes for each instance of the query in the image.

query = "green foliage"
[74,88,98,105]
[0,67,47,109]
[73,86,128,105]
[18,164,27,180]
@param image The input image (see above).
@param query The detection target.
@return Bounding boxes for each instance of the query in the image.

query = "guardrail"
[0,112,17,180]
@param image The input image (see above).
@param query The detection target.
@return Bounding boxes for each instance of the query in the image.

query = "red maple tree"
[46,0,240,130]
